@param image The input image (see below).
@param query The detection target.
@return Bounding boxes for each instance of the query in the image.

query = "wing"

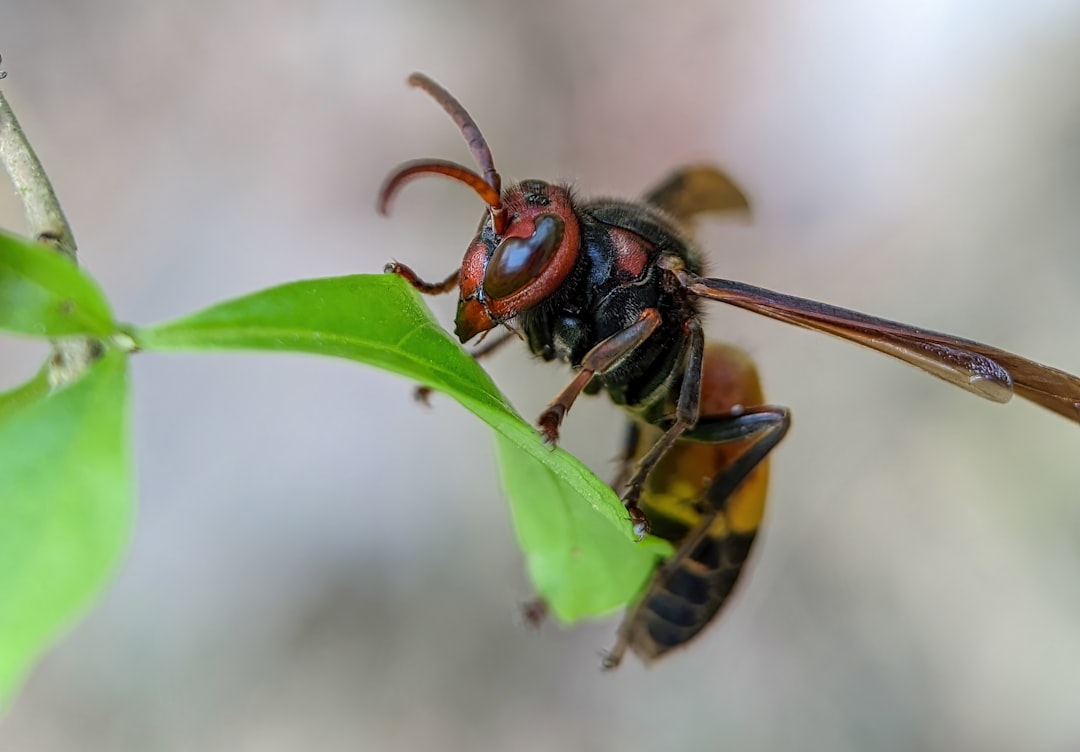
[643,165,750,224]
[683,274,1080,424]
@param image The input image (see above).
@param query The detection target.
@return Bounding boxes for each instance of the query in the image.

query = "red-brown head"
[378,74,581,343]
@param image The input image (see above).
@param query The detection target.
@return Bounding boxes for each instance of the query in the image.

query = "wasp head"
[378,74,581,343]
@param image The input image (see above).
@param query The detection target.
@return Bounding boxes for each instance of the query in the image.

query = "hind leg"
[604,405,791,668]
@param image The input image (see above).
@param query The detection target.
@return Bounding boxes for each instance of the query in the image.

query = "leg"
[603,405,791,669]
[385,261,460,294]
[537,308,662,445]
[414,328,517,404]
[619,318,705,538]
[520,597,548,629]
[469,327,518,359]
[385,260,469,403]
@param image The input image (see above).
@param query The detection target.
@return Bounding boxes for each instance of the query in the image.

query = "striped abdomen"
[611,343,770,663]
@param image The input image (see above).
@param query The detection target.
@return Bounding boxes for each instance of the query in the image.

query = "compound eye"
[483,214,565,299]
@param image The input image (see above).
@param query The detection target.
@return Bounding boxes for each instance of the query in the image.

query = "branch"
[0,86,98,384]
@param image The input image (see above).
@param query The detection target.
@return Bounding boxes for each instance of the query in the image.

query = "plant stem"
[0,87,98,385]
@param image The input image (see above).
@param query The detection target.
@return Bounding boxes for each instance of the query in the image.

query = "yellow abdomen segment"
[623,343,770,662]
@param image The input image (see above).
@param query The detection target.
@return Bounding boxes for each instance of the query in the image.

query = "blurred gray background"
[2,1,1080,750]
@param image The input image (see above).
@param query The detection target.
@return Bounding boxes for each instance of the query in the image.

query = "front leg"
[414,328,517,405]
[385,261,513,403]
[536,308,663,445]
[384,261,460,294]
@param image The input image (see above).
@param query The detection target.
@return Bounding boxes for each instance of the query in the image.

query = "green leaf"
[0,366,50,422]
[136,274,670,621]
[0,231,115,337]
[494,435,672,619]
[0,351,133,707]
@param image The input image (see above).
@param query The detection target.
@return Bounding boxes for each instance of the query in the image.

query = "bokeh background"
[3,1,1080,750]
